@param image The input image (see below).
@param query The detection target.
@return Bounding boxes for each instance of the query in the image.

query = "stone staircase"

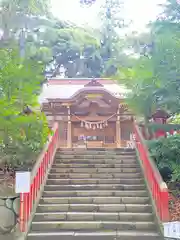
[27,148,162,239]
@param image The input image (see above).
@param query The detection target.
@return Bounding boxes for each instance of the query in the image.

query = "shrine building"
[39,78,134,149]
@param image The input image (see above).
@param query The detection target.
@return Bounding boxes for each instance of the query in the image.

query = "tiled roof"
[39,83,130,104]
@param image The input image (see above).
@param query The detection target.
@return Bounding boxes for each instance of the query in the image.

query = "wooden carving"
[84,79,104,87]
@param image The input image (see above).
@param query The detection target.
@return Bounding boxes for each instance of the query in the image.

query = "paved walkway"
[0,233,13,240]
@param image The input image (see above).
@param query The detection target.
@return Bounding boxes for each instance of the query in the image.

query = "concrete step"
[48,172,142,179]
[40,196,150,205]
[52,163,138,168]
[37,203,152,213]
[33,211,153,222]
[27,230,161,240]
[46,178,145,185]
[44,184,145,191]
[30,221,156,232]
[42,190,148,198]
[50,167,141,174]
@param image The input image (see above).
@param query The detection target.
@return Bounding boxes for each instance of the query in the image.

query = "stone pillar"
[116,106,121,148]
[67,106,72,148]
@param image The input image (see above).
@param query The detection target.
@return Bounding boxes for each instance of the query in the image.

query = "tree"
[99,0,128,76]
[155,0,180,26]
[0,0,50,41]
[117,56,158,124]
[40,26,101,77]
[116,0,180,119]
[0,49,49,168]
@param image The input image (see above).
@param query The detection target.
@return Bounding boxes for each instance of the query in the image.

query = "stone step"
[34,212,153,222]
[27,149,160,239]
[44,184,145,191]
[27,230,161,240]
[56,150,136,156]
[30,221,156,232]
[42,190,148,198]
[55,155,136,159]
[57,149,136,155]
[52,163,138,168]
[48,172,142,179]
[57,148,136,155]
[40,196,150,205]
[54,159,137,164]
[37,203,152,212]
[46,178,145,185]
[58,147,135,150]
[50,168,141,174]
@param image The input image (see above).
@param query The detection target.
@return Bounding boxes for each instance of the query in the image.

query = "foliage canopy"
[0,49,49,168]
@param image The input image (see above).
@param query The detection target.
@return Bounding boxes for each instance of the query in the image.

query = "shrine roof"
[151,109,170,119]
[39,78,130,104]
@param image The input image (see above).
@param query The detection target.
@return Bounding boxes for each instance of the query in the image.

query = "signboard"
[15,172,31,193]
[163,222,180,239]
[86,94,103,99]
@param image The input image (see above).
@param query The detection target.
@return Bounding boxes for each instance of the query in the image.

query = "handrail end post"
[20,193,25,232]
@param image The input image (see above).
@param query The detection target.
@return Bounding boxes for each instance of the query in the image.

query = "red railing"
[134,123,170,222]
[19,122,59,232]
[140,124,180,140]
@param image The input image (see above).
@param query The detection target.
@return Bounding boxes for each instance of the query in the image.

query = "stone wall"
[0,195,19,234]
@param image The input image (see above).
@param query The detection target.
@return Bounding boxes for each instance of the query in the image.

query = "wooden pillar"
[67,106,72,148]
[116,105,121,148]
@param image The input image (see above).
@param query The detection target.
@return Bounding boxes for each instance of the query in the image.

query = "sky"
[51,0,166,33]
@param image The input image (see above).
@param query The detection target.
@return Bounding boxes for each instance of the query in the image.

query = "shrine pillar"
[67,106,72,148]
[116,106,121,148]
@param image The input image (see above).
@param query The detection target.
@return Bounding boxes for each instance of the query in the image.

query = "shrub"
[147,134,180,181]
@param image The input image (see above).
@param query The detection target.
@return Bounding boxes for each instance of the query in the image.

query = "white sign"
[15,172,31,193]
[163,221,180,239]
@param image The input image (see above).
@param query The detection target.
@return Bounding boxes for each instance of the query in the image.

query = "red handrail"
[19,122,59,232]
[134,123,170,222]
